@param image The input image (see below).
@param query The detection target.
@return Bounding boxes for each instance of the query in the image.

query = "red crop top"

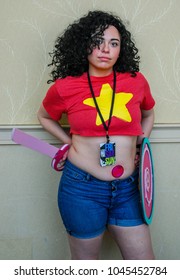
[42,72,155,136]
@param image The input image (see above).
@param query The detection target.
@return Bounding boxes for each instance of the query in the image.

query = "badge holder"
[100,142,116,167]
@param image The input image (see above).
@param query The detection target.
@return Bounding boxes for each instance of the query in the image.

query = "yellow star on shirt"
[83,83,133,125]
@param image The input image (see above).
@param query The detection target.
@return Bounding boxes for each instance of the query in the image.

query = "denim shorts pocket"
[62,164,87,182]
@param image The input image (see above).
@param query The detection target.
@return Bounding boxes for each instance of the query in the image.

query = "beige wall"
[0,0,180,124]
[0,0,180,259]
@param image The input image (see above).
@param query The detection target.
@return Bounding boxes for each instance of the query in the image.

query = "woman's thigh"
[58,160,110,239]
[108,224,155,260]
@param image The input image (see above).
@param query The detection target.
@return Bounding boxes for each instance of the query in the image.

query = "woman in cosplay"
[37,10,155,260]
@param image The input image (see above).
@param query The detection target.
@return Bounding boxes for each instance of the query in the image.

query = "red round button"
[112,165,124,178]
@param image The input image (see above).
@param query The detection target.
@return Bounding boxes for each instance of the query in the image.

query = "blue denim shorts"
[58,160,144,239]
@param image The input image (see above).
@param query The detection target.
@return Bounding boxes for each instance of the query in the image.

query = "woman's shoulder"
[54,73,86,86]
[116,71,147,82]
[135,71,149,82]
[117,71,147,79]
[56,73,86,82]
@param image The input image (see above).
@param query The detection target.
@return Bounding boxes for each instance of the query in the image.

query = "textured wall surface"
[0,0,180,124]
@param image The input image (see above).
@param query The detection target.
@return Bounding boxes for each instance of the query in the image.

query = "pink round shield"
[139,138,154,224]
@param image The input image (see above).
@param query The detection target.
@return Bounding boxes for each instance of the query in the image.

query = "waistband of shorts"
[64,159,139,183]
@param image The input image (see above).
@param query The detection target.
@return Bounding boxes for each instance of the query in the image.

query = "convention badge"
[139,137,155,225]
[100,142,116,167]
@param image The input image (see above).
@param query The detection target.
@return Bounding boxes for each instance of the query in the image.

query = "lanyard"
[87,69,116,143]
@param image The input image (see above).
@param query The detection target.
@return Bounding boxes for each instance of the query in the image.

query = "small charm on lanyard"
[100,142,116,167]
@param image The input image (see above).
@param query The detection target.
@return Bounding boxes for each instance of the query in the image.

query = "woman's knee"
[108,224,154,260]
[68,233,104,260]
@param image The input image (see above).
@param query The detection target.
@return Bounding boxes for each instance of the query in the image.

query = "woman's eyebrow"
[110,38,120,41]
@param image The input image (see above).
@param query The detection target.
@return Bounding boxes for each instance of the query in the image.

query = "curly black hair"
[48,10,140,83]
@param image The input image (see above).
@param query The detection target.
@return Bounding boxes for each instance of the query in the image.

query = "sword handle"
[51,144,70,171]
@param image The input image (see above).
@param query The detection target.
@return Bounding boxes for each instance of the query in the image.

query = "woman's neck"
[88,67,113,77]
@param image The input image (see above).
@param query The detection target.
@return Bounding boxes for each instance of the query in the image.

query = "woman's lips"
[98,56,111,61]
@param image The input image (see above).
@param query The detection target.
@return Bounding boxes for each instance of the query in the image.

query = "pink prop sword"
[11,128,69,171]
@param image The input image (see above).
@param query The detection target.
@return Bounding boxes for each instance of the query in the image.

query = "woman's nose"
[101,41,110,52]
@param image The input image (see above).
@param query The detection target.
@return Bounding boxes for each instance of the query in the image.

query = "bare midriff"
[67,134,137,181]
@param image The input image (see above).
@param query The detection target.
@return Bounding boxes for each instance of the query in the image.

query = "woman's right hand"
[51,144,70,171]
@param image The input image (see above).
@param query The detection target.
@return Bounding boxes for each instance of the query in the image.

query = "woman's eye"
[111,42,119,47]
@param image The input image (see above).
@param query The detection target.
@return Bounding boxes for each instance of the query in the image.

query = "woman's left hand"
[134,145,140,167]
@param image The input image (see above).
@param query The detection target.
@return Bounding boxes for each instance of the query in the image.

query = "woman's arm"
[37,104,72,145]
[134,108,154,166]
[137,108,154,145]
